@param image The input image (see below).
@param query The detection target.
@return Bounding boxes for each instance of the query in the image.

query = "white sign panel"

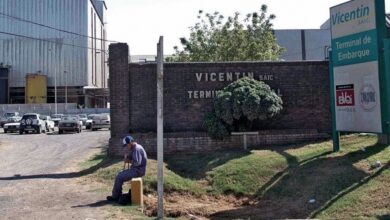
[330,0,382,133]
[331,0,376,38]
[334,61,382,132]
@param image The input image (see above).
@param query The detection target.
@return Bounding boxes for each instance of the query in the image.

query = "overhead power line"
[0,30,107,53]
[0,11,122,44]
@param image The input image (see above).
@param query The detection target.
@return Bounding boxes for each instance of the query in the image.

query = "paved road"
[0,128,111,220]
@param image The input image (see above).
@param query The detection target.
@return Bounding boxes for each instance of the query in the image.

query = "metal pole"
[54,48,57,115]
[65,71,68,111]
[378,39,390,144]
[329,50,340,152]
[156,36,164,219]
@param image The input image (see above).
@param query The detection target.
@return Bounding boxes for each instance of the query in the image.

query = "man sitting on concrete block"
[107,135,148,202]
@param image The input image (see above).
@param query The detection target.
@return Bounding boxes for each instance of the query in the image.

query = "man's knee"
[116,169,137,182]
[116,171,126,182]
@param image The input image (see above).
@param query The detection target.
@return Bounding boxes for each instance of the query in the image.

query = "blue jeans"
[112,168,141,198]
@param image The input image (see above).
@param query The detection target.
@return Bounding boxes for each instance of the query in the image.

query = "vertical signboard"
[330,0,385,133]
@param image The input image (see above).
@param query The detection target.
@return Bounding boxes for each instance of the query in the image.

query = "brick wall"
[110,129,329,156]
[129,62,331,133]
[108,43,130,156]
[108,43,332,156]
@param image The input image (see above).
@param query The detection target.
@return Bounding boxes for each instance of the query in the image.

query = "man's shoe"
[106,196,119,202]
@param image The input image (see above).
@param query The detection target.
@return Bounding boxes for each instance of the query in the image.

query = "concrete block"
[130,177,143,206]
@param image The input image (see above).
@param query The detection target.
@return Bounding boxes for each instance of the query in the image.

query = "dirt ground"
[143,193,251,219]
[0,128,251,220]
[0,129,113,220]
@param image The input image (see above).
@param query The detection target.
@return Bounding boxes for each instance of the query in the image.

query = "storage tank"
[25,74,47,104]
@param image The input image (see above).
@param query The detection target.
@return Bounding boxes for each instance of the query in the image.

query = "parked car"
[85,114,98,130]
[3,118,20,133]
[78,114,88,126]
[19,113,46,134]
[91,114,111,131]
[58,115,82,134]
[39,115,55,132]
[1,112,21,128]
[51,114,64,126]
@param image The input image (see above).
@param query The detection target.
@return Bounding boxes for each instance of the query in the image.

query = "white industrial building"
[274,29,331,61]
[0,0,108,107]
[130,27,332,63]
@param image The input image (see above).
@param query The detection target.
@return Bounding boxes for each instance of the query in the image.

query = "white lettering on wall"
[226,72,233,81]
[188,90,221,99]
[210,73,217,81]
[195,72,267,82]
[188,89,282,99]
[190,72,276,99]
[195,73,202,81]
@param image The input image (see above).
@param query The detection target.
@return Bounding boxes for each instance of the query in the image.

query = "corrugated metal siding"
[87,0,105,88]
[305,29,331,60]
[274,29,330,61]
[0,0,95,88]
[274,30,303,61]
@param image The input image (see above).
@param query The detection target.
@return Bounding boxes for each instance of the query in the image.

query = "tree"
[203,77,283,139]
[168,5,284,62]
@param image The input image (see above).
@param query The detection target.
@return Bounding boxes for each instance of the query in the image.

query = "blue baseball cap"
[122,135,134,147]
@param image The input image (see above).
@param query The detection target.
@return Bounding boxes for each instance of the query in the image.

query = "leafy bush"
[204,77,283,139]
[168,5,284,62]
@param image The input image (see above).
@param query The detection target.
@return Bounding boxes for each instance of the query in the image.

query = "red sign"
[336,84,355,106]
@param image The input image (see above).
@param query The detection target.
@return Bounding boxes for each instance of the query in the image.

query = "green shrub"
[204,77,283,139]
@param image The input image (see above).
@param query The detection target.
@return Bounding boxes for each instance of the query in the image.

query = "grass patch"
[208,151,288,195]
[85,155,206,195]
[83,134,389,219]
[316,168,390,219]
[144,160,206,194]
[79,151,107,169]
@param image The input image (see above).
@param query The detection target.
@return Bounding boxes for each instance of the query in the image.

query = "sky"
[106,0,390,55]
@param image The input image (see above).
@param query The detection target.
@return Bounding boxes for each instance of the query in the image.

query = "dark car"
[58,115,82,134]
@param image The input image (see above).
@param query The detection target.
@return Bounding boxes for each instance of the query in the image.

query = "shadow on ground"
[210,143,389,219]
[163,139,331,180]
[71,200,112,208]
[0,146,115,181]
[163,150,251,179]
[377,214,390,220]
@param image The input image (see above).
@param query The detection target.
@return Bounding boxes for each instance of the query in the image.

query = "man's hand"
[124,154,132,163]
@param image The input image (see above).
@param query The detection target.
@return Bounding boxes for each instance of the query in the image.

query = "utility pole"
[156,36,164,219]
[54,53,57,114]
[64,70,68,112]
[50,45,58,114]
